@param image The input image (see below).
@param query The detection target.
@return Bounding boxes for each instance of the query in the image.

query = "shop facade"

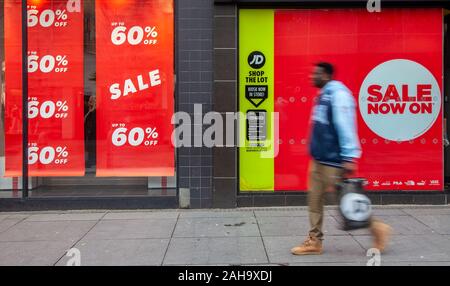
[213,0,450,208]
[0,0,449,210]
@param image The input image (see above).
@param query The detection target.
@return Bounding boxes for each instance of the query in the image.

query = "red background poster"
[274,9,443,191]
[95,0,174,176]
[4,0,85,176]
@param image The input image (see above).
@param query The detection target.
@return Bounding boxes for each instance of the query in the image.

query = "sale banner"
[239,8,443,191]
[4,0,85,177]
[95,0,174,176]
[274,8,443,191]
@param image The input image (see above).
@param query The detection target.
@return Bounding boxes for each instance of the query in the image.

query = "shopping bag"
[335,178,372,231]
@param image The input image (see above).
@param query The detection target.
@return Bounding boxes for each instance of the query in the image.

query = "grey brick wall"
[176,0,214,208]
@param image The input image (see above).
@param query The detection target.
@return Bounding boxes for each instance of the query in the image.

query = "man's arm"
[331,89,362,168]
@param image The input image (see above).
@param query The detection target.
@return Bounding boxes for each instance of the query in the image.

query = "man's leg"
[322,164,344,203]
[307,160,326,240]
[291,160,325,255]
[369,218,392,252]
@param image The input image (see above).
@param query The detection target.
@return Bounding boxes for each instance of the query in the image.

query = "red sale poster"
[95,0,174,176]
[274,9,443,191]
[4,0,85,176]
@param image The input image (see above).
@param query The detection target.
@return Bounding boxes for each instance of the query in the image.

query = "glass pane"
[1,0,22,198]
[1,0,176,198]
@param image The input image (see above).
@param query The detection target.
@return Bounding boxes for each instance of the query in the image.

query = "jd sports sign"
[248,51,266,69]
[245,51,268,107]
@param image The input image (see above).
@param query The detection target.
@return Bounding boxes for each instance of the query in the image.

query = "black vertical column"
[21,0,29,198]
[213,4,238,208]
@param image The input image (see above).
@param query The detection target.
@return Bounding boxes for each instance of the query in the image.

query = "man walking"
[291,62,392,255]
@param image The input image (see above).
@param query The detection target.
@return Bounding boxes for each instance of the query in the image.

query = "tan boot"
[370,220,392,252]
[291,236,323,255]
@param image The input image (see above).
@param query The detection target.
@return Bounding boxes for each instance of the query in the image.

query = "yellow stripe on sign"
[239,9,274,191]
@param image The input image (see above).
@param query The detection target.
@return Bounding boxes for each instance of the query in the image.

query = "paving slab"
[402,207,450,216]
[0,214,10,222]
[103,211,179,220]
[173,217,260,238]
[179,210,254,219]
[163,237,268,265]
[257,216,310,237]
[56,238,170,266]
[0,241,74,266]
[254,209,309,218]
[0,219,23,233]
[411,215,450,235]
[2,214,30,220]
[380,261,450,266]
[323,216,352,236]
[25,212,106,222]
[0,220,96,243]
[263,235,367,264]
[83,219,177,240]
[372,208,409,216]
[290,261,450,266]
[257,215,348,237]
[290,262,370,266]
[353,235,450,262]
[328,208,408,217]
[349,215,433,236]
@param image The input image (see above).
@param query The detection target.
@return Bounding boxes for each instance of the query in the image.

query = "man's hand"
[342,161,357,176]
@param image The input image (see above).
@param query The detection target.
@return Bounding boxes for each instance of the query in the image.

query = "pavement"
[0,205,450,266]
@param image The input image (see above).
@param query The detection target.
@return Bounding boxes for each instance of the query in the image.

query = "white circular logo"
[359,59,441,141]
[340,193,372,222]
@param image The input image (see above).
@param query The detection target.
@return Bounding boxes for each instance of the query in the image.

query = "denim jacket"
[309,80,362,167]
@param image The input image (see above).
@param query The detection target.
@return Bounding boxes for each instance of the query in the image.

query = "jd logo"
[340,193,372,222]
[353,200,370,214]
[248,51,265,69]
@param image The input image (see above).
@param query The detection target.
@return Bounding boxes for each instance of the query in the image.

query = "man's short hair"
[316,62,334,76]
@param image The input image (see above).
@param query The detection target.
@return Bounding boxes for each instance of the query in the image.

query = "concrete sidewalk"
[0,205,450,266]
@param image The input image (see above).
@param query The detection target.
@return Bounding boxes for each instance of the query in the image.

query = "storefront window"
[0,0,176,198]
[0,0,12,197]
[239,8,444,192]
